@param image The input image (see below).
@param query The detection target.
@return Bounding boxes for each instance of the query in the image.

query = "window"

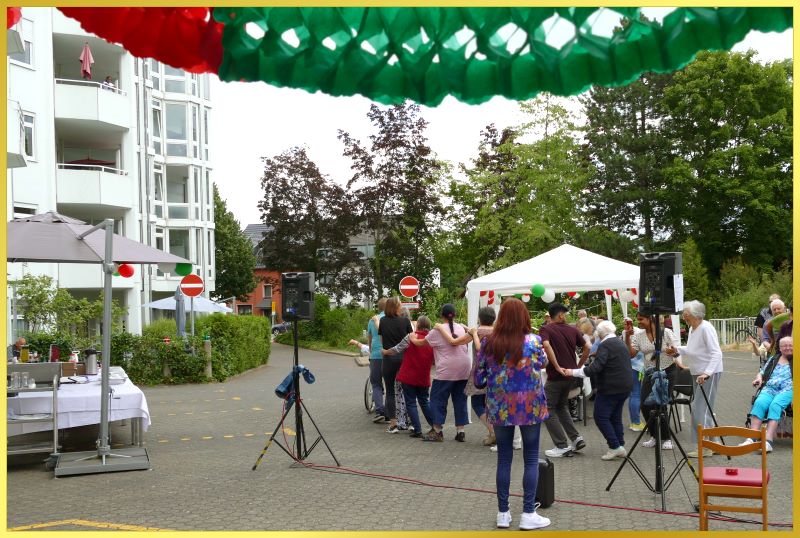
[191,104,199,158]
[22,113,35,160]
[167,174,189,218]
[155,227,165,275]
[263,284,272,299]
[153,164,164,218]
[166,102,188,157]
[195,228,202,265]
[203,75,210,99]
[150,59,162,91]
[207,230,213,265]
[9,19,33,66]
[203,108,210,160]
[238,305,252,315]
[190,73,198,96]
[13,205,37,219]
[168,229,189,259]
[151,100,163,154]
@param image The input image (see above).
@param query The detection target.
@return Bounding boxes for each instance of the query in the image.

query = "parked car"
[271,321,292,335]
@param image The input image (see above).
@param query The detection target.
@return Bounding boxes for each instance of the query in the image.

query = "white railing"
[57,163,128,176]
[709,317,757,346]
[54,77,127,96]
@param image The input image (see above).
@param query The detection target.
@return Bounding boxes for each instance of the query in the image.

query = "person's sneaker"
[483,433,497,446]
[601,446,627,460]
[513,438,522,450]
[496,511,512,528]
[686,448,714,458]
[570,436,586,451]
[422,430,443,442]
[629,422,645,431]
[642,438,657,448]
[520,506,551,530]
[490,445,498,452]
[397,425,409,431]
[662,440,674,450]
[738,438,755,447]
[545,446,573,458]
[409,431,422,439]
[764,441,773,453]
[372,414,387,423]
[408,425,415,432]
[455,431,466,442]
[385,425,400,434]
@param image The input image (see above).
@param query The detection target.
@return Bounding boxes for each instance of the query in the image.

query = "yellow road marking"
[252,407,263,411]
[9,519,171,531]
[184,412,194,415]
[244,433,254,437]
[232,396,241,400]
[282,428,296,436]
[158,439,169,443]
[180,437,191,441]
[168,413,176,416]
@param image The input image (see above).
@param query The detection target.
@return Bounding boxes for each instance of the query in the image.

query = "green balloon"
[175,263,192,276]
[514,294,523,299]
[531,283,545,297]
[113,271,120,277]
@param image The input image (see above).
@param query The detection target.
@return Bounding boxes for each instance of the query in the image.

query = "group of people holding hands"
[356,292,792,530]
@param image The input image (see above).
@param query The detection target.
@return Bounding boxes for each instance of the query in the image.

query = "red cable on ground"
[267,453,791,529]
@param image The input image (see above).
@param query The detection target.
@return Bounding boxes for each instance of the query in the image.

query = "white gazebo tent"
[466,244,640,328]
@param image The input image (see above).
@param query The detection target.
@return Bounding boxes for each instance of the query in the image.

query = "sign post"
[180,274,204,336]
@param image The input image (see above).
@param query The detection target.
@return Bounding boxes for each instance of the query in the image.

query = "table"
[8,371,150,446]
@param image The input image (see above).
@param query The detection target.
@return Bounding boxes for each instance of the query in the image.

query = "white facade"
[6,8,216,337]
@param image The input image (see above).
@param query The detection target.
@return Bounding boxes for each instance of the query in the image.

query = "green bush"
[21,331,81,360]
[275,301,374,349]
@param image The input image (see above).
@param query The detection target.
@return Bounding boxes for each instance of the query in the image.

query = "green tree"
[11,274,55,332]
[662,51,793,276]
[213,186,259,301]
[680,237,710,307]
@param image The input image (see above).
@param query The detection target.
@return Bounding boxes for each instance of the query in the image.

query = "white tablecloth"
[8,372,150,436]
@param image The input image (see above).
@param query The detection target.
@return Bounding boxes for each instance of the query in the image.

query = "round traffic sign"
[180,274,204,297]
[399,276,419,298]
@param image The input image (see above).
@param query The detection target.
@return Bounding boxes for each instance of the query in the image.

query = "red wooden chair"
[697,424,769,531]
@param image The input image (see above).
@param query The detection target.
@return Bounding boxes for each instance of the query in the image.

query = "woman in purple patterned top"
[474,298,551,530]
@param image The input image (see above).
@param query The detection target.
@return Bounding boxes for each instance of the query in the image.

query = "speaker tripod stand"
[252,318,340,471]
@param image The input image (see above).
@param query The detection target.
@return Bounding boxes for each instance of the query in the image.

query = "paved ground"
[7,345,794,531]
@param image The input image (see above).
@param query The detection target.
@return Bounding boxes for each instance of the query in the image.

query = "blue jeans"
[402,383,434,433]
[430,379,469,427]
[369,359,385,415]
[594,392,629,449]
[628,370,642,425]
[471,394,487,418]
[495,424,541,513]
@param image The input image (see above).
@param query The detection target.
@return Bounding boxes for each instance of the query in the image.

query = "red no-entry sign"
[399,276,419,298]
[180,274,204,297]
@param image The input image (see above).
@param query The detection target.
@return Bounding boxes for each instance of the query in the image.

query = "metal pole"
[191,297,195,336]
[98,218,114,458]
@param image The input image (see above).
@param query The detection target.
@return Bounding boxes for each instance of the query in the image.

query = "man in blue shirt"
[367,297,387,422]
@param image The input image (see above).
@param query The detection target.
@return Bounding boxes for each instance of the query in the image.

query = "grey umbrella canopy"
[173,287,187,338]
[8,211,187,265]
[7,211,191,475]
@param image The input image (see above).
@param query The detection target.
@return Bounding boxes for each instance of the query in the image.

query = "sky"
[210,23,793,227]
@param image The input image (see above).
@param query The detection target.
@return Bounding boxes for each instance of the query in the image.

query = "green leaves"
[214,186,259,302]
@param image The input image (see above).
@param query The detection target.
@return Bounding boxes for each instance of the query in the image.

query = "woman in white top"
[665,300,723,457]
[625,313,680,448]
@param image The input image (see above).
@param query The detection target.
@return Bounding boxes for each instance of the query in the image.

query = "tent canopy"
[465,244,639,327]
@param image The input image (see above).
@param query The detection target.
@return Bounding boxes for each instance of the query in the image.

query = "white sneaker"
[490,445,498,452]
[520,507,551,530]
[601,446,627,460]
[765,441,773,453]
[738,438,755,447]
[497,511,512,528]
[662,440,673,450]
[513,438,522,450]
[545,446,573,458]
[570,436,586,451]
[642,438,656,448]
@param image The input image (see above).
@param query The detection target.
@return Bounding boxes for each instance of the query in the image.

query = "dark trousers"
[594,392,629,450]
[640,365,677,439]
[430,379,469,427]
[402,383,434,433]
[369,358,385,415]
[543,379,580,448]
[495,424,542,513]
[381,357,403,420]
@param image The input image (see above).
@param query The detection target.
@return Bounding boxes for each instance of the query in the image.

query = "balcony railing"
[54,78,127,96]
[57,163,128,175]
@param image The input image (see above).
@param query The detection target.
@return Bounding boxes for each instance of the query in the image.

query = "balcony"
[56,163,134,209]
[54,79,130,130]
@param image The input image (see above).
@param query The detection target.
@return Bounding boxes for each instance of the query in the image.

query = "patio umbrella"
[7,211,190,475]
[144,294,232,314]
[79,41,94,80]
[173,287,187,337]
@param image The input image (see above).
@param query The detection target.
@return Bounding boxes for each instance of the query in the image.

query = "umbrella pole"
[98,218,113,458]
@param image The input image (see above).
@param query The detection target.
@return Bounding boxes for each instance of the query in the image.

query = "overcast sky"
[210,25,792,227]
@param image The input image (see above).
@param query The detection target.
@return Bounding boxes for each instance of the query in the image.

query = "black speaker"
[638,252,683,315]
[281,272,315,321]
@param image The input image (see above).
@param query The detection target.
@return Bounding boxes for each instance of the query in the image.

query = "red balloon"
[487,297,494,305]
[567,291,577,298]
[7,7,22,29]
[605,289,613,296]
[117,263,134,278]
[632,301,638,308]
[479,290,487,297]
[631,288,637,295]
[488,290,495,298]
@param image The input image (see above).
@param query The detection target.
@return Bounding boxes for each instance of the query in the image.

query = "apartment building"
[6,8,216,337]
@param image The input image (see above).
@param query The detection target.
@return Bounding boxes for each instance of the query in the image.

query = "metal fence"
[709,317,757,346]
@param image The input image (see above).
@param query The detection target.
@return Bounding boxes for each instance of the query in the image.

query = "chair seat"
[703,467,769,487]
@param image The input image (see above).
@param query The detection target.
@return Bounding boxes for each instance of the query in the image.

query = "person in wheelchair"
[740,335,793,453]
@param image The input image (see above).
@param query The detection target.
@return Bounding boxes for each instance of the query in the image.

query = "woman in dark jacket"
[378,296,413,433]
[564,320,633,460]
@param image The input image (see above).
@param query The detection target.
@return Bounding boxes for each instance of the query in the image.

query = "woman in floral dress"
[475,298,551,530]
